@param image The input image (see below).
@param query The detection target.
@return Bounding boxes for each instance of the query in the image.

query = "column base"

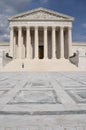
[13,57,16,59]
[52,57,57,60]
[9,52,13,58]
[60,57,65,60]
[44,57,48,60]
[26,56,31,59]
[34,57,39,60]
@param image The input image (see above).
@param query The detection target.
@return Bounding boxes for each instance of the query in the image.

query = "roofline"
[72,42,86,46]
[8,19,73,22]
[8,7,74,21]
[0,42,10,46]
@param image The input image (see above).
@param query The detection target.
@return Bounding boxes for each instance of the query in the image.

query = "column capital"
[35,26,38,30]
[26,26,30,29]
[52,26,56,29]
[10,26,14,30]
[60,26,64,30]
[68,26,72,30]
[44,26,47,29]
[18,26,22,30]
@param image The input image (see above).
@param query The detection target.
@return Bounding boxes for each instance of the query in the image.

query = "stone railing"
[69,52,79,67]
[2,51,13,67]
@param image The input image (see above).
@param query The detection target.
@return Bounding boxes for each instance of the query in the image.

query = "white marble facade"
[8,7,73,60]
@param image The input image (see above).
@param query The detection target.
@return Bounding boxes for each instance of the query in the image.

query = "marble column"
[13,31,16,59]
[44,27,48,59]
[68,27,72,57]
[10,27,14,57]
[35,27,38,59]
[26,27,31,59]
[52,26,56,58]
[60,27,64,58]
[18,27,22,58]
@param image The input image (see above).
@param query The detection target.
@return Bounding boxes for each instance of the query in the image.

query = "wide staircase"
[2,58,78,72]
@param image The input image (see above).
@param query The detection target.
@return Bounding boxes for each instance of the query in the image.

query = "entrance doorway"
[39,45,44,59]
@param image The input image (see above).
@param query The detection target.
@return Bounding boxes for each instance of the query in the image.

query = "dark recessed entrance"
[39,46,44,59]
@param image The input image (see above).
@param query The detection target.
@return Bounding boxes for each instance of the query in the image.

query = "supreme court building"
[1,7,86,71]
[9,7,73,60]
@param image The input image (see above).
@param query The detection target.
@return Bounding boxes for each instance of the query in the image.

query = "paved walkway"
[0,72,86,129]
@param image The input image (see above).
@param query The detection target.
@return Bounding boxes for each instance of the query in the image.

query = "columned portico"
[10,26,72,60]
[9,7,74,64]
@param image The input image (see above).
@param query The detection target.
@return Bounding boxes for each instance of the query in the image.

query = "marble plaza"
[0,72,86,129]
[0,7,86,130]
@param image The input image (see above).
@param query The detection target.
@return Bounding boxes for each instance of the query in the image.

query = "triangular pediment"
[8,7,74,21]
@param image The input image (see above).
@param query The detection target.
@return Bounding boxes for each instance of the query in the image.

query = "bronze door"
[39,46,44,59]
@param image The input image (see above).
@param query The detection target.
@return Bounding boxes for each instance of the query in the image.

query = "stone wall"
[72,42,86,70]
[0,43,10,67]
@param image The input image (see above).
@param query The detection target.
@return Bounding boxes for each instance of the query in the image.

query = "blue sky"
[0,0,86,42]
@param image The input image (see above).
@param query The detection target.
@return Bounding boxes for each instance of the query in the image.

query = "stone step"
[0,126,85,130]
[2,59,77,72]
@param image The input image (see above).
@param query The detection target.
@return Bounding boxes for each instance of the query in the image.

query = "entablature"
[10,21,72,28]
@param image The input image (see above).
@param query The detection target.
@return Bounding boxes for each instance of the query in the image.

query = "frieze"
[10,21,72,27]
